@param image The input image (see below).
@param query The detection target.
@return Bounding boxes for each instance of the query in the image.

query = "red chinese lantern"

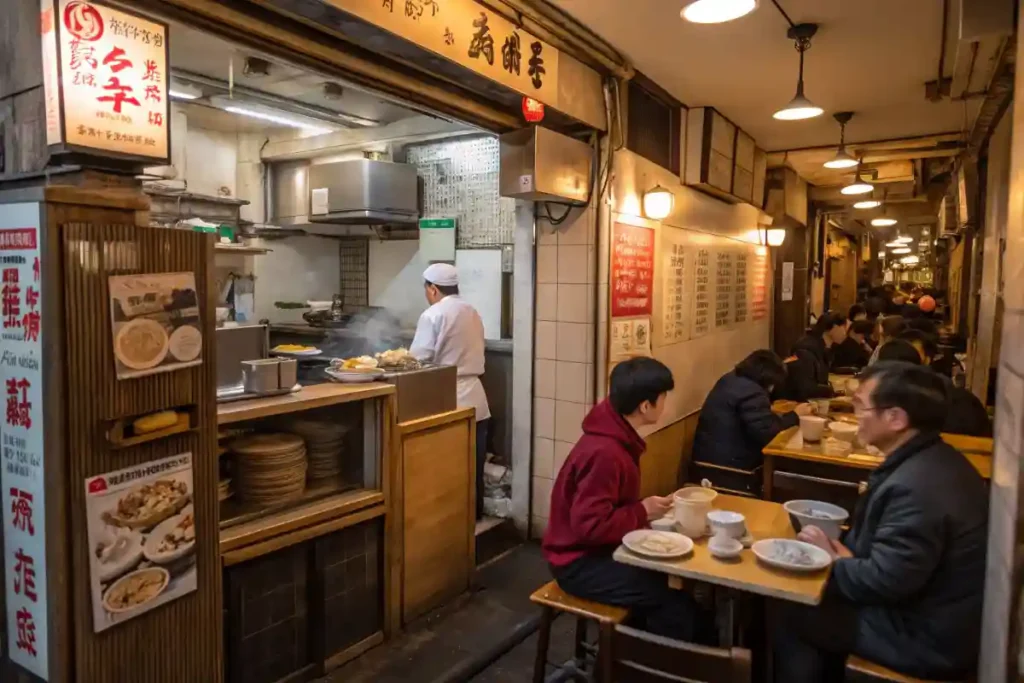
[522,97,545,123]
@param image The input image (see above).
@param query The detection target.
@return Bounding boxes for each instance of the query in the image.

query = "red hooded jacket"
[542,399,648,568]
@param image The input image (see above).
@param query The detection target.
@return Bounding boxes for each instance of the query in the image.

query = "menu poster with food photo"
[84,453,196,633]
[109,272,203,379]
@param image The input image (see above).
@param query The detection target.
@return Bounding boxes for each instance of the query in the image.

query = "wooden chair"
[688,461,762,498]
[603,624,752,683]
[530,580,629,683]
[845,656,970,683]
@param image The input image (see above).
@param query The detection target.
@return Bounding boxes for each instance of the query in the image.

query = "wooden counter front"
[390,408,477,626]
[217,382,395,424]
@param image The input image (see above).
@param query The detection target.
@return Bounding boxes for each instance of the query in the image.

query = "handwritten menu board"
[734,251,748,324]
[661,244,690,343]
[690,247,711,338]
[714,250,734,329]
[0,205,49,679]
[751,249,769,320]
[612,223,655,318]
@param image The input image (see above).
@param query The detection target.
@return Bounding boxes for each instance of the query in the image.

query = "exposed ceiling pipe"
[488,0,634,80]
[966,36,1015,155]
[927,0,951,101]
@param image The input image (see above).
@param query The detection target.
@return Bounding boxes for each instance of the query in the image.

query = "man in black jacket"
[781,312,846,401]
[774,362,988,681]
[831,320,874,372]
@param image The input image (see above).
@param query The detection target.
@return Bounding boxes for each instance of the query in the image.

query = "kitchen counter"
[216,381,394,424]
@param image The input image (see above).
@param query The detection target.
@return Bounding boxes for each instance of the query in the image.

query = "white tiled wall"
[531,206,597,536]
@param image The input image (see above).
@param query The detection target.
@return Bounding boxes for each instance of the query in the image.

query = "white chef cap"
[423,263,459,287]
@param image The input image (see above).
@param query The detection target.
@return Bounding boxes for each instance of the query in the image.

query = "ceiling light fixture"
[766,228,787,246]
[224,106,333,135]
[643,185,675,220]
[871,216,897,227]
[854,199,881,210]
[901,255,920,265]
[773,23,824,121]
[823,111,858,169]
[895,235,913,244]
[681,0,757,23]
[168,82,202,100]
[841,164,873,195]
[885,240,904,248]
[891,247,912,255]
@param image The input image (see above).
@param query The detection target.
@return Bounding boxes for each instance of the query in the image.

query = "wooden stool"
[530,580,629,683]
[846,656,969,683]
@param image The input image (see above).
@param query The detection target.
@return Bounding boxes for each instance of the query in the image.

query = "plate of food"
[102,567,170,615]
[272,344,322,357]
[114,318,170,370]
[325,367,385,384]
[94,529,144,583]
[375,347,421,371]
[143,508,196,564]
[104,478,191,530]
[751,539,832,572]
[622,530,694,559]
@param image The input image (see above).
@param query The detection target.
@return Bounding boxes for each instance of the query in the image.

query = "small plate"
[325,367,385,383]
[708,536,743,559]
[751,539,832,572]
[622,530,694,559]
[272,347,322,357]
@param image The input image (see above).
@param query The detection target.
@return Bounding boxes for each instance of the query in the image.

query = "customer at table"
[692,351,812,485]
[775,362,988,682]
[847,303,867,324]
[831,320,874,372]
[542,357,709,640]
[780,312,846,401]
[866,315,907,366]
[878,339,992,437]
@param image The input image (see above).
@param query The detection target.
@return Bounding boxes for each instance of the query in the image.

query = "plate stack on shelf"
[218,478,232,503]
[217,430,236,503]
[230,433,308,505]
[285,418,350,484]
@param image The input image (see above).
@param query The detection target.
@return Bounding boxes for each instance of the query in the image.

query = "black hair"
[810,311,846,336]
[424,280,459,296]
[897,328,938,360]
[879,315,907,339]
[859,361,949,432]
[609,357,675,415]
[876,339,923,365]
[848,303,867,321]
[849,320,874,337]
[906,317,939,337]
[734,350,787,391]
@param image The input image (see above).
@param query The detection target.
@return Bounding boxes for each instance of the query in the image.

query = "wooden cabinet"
[684,106,766,207]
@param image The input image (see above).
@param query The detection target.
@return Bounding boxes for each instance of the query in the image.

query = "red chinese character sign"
[0,205,49,680]
[611,222,655,318]
[41,0,169,162]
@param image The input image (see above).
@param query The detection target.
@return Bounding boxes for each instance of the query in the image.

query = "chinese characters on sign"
[734,252,748,324]
[714,251,734,329]
[661,243,690,344]
[324,0,558,104]
[42,0,169,160]
[691,248,711,338]
[0,204,49,680]
[751,249,769,320]
[611,223,655,318]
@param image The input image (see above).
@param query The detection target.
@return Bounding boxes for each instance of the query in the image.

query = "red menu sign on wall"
[611,222,655,318]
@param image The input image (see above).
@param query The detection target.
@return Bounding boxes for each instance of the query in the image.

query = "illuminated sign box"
[41,0,170,163]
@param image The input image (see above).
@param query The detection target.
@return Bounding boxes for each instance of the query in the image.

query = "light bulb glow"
[885,240,904,248]
[643,185,674,220]
[891,247,911,254]
[853,200,881,209]
[766,228,786,246]
[871,217,898,227]
[224,106,333,135]
[841,181,874,195]
[773,97,824,120]
[681,0,756,23]
[895,235,913,244]
[901,255,920,265]
[823,148,859,169]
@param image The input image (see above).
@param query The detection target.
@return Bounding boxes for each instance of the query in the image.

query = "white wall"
[252,236,341,323]
[184,127,238,198]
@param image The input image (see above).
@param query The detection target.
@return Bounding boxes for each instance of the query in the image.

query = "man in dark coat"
[781,312,846,401]
[831,320,874,372]
[774,362,988,681]
[693,350,811,477]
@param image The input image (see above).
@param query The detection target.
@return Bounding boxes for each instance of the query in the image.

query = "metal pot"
[242,359,281,394]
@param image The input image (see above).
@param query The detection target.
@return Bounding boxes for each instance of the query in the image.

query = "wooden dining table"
[613,495,830,607]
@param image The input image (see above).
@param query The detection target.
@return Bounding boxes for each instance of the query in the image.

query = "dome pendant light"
[854,199,881,210]
[841,162,873,195]
[824,112,859,169]
[870,190,897,226]
[773,24,824,121]
[681,0,757,23]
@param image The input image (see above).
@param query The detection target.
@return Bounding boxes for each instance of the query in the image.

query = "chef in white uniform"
[410,263,490,519]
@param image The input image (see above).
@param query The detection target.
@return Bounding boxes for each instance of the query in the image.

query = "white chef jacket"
[409,295,490,422]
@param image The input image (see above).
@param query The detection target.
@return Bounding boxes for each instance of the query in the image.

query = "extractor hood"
[308,159,419,225]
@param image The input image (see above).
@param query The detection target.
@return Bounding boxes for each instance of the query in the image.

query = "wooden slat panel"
[61,219,221,682]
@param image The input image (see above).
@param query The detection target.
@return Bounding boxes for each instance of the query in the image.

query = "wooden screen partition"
[56,190,222,681]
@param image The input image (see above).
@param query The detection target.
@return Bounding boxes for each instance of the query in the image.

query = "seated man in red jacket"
[542,357,706,640]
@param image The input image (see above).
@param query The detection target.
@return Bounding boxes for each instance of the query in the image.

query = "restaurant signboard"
[40,0,170,162]
[322,0,559,106]
[0,204,49,680]
[611,222,655,318]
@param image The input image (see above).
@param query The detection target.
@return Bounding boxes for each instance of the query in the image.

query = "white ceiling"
[550,0,983,151]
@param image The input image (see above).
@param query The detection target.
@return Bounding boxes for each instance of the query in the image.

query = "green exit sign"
[419,218,456,230]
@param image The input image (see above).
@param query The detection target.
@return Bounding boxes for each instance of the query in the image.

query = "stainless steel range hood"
[269,159,420,233]
[309,159,419,225]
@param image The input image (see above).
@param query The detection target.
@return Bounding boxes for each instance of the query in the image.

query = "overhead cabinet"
[684,107,767,208]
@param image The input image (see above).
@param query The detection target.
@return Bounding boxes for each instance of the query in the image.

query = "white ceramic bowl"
[706,510,745,539]
[708,535,743,560]
[783,499,850,540]
[828,421,858,443]
[799,415,828,442]
[650,516,677,532]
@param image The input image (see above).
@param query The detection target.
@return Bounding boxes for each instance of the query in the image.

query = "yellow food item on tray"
[133,410,179,434]
[273,344,315,352]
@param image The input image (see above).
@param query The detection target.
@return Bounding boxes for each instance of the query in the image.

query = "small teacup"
[706,509,745,540]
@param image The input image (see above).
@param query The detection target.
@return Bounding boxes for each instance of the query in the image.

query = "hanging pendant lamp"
[854,199,881,209]
[841,162,873,195]
[681,0,757,23]
[824,112,858,169]
[773,24,824,121]
[871,197,897,227]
